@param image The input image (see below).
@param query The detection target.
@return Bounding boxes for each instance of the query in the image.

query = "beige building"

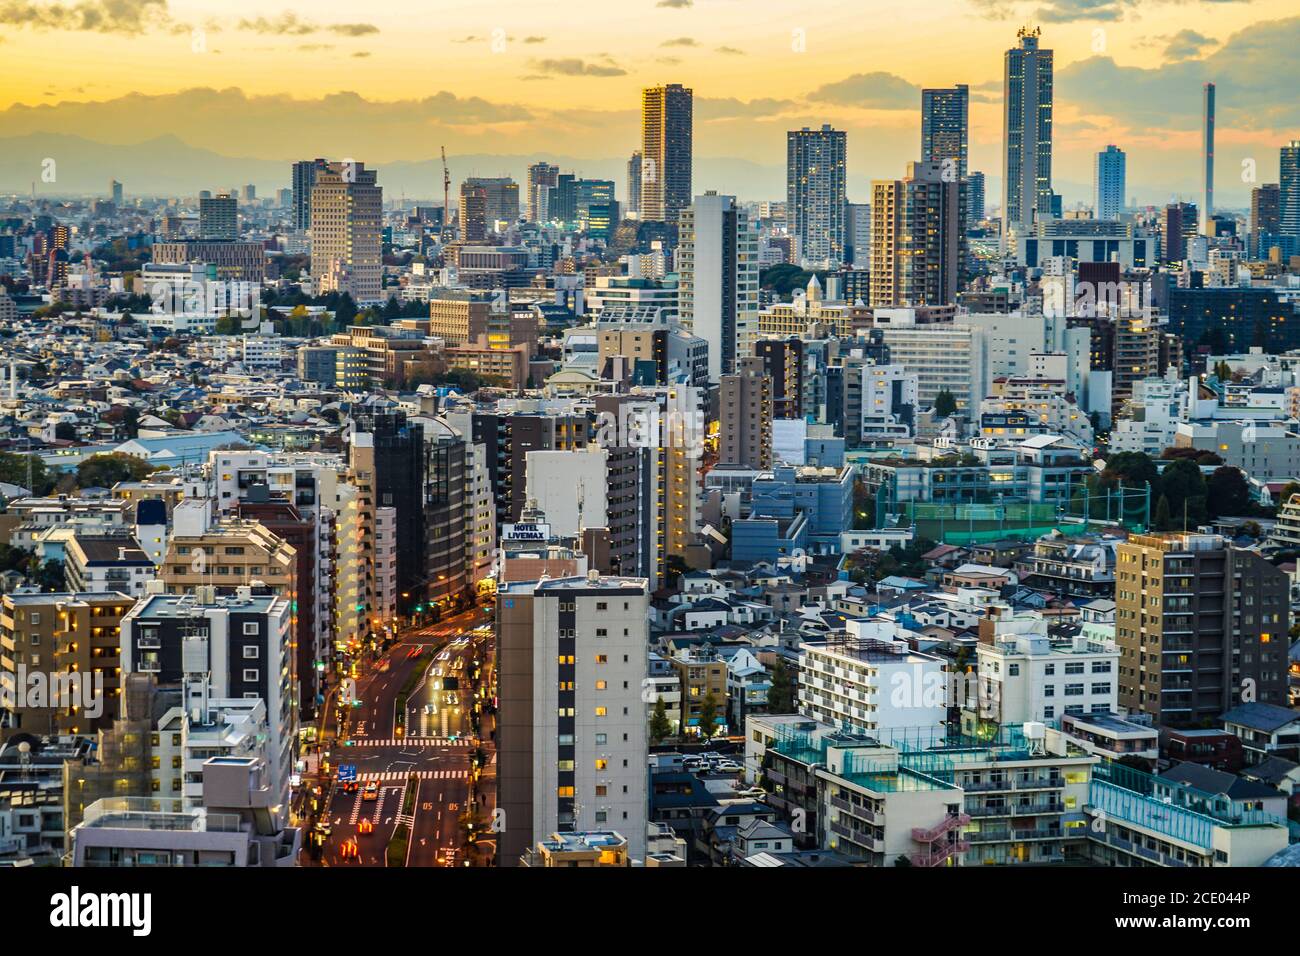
[870,161,961,308]
[310,160,383,304]
[159,500,296,601]
[718,356,772,469]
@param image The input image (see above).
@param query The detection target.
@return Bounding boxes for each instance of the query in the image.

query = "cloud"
[807,72,919,109]
[660,36,698,47]
[0,0,169,33]
[968,0,1247,23]
[656,0,692,6]
[237,13,378,36]
[1057,16,1300,130]
[522,35,546,44]
[696,97,797,121]
[715,45,745,55]
[528,58,626,77]
[1160,29,1216,61]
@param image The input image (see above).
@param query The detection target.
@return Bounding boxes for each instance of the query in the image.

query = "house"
[1157,762,1289,821]
[1221,702,1300,765]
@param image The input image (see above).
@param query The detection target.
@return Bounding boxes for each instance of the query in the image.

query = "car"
[362,782,379,801]
[357,818,374,834]
[715,761,743,773]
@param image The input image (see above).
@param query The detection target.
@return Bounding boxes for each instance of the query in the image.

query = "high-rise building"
[576,179,617,238]
[292,158,328,231]
[677,192,759,380]
[309,161,383,304]
[1116,533,1291,728]
[626,151,642,218]
[199,193,238,241]
[640,83,693,223]
[526,162,559,222]
[1161,202,1198,264]
[870,161,961,308]
[921,85,969,180]
[1002,27,1054,236]
[1202,83,1215,232]
[1250,183,1281,255]
[462,176,520,226]
[718,356,773,469]
[497,574,650,865]
[1094,145,1126,221]
[967,170,986,223]
[458,184,489,243]
[787,124,847,267]
[1281,140,1300,241]
[110,179,123,206]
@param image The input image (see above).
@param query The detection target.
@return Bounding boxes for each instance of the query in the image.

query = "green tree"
[696,693,718,740]
[767,660,795,713]
[76,453,160,490]
[1205,466,1251,518]
[1159,458,1208,529]
[650,697,672,743]
[1100,451,1159,493]
[0,452,54,494]
[933,388,958,419]
[1154,494,1173,532]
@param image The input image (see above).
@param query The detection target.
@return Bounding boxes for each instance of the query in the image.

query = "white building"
[677,192,759,381]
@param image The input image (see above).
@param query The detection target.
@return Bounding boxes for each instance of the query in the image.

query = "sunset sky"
[1,0,1297,205]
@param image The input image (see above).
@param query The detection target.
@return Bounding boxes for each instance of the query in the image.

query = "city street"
[305,606,494,867]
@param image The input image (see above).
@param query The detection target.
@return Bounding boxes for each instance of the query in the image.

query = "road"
[304,606,493,867]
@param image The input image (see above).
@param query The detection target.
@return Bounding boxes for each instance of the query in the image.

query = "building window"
[242,668,259,682]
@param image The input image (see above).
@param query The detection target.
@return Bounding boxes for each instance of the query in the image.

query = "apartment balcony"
[830,795,876,823]
[962,778,1011,792]
[1013,775,1064,791]
[829,819,884,853]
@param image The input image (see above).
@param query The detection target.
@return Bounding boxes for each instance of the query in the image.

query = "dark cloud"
[522,36,546,44]
[656,0,692,6]
[0,0,169,33]
[807,72,919,109]
[715,45,745,55]
[528,58,626,77]
[237,13,378,36]
[660,36,698,47]
[1161,29,1216,60]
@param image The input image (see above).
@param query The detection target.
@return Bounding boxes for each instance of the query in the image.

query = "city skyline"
[0,1,1297,204]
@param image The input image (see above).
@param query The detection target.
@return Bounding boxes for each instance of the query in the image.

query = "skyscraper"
[461,177,520,226]
[199,192,238,241]
[640,83,693,224]
[1251,182,1281,255]
[1281,140,1300,241]
[626,151,642,218]
[1161,202,1198,264]
[110,179,123,206]
[309,161,383,304]
[1002,27,1054,236]
[527,161,559,222]
[786,124,847,267]
[1203,83,1215,233]
[870,161,961,308]
[458,185,488,242]
[677,192,759,380]
[968,171,986,223]
[291,158,328,231]
[921,85,969,180]
[1094,145,1126,221]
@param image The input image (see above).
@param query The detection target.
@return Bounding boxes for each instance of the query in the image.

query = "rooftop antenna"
[440,146,452,243]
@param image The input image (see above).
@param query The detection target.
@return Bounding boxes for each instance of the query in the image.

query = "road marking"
[345,738,471,748]
[357,769,468,782]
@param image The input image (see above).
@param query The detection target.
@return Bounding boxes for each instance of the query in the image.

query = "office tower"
[626,151,642,218]
[921,85,969,180]
[786,125,847,267]
[462,176,520,226]
[576,179,617,238]
[640,83,693,223]
[1094,145,1126,220]
[718,356,773,469]
[309,161,383,303]
[292,158,328,231]
[243,184,256,202]
[109,179,123,205]
[527,161,559,222]
[845,202,871,267]
[1116,533,1290,728]
[1251,183,1281,255]
[458,184,488,242]
[1282,141,1300,241]
[1002,27,1054,235]
[677,192,759,380]
[870,161,961,308]
[968,170,986,223]
[349,406,427,621]
[1202,83,1215,232]
[497,573,650,865]
[199,192,238,241]
[1161,202,1198,264]
[551,173,577,222]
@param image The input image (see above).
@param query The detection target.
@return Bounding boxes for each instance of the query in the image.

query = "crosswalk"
[345,737,473,748]
[358,769,468,782]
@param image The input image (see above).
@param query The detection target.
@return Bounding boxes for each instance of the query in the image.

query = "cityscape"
[0,0,1299,916]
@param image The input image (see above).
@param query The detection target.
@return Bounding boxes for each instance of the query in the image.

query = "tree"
[1154,494,1173,532]
[933,388,958,419]
[1100,451,1159,493]
[0,452,54,494]
[767,660,795,713]
[696,693,718,739]
[1158,458,1208,529]
[650,697,672,743]
[75,453,160,490]
[1205,466,1251,518]
[54,422,77,441]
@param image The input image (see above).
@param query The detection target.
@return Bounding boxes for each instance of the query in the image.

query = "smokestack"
[1203,82,1215,233]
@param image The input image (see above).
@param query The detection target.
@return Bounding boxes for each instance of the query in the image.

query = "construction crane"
[440,146,452,242]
